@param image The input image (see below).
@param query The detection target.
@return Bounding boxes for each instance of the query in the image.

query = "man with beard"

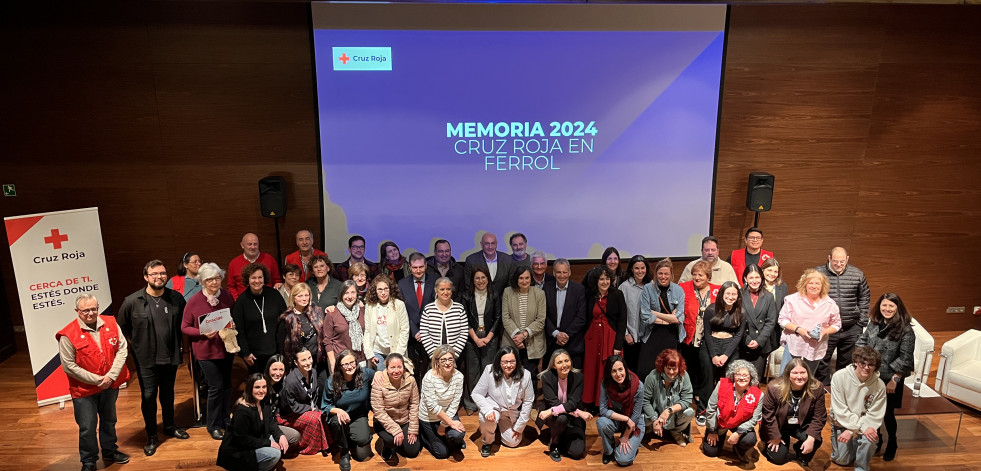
[117,260,189,456]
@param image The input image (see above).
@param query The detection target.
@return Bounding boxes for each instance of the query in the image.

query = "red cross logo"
[44,228,69,250]
[339,53,350,65]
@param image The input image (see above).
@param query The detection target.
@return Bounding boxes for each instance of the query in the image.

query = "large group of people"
[58,227,916,471]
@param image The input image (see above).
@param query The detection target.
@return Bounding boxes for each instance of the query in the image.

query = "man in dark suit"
[464,232,512,296]
[398,252,436,383]
[543,258,588,369]
[425,239,466,301]
[530,251,556,289]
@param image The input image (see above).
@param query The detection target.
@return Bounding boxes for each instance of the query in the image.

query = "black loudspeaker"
[258,176,287,218]
[746,172,774,212]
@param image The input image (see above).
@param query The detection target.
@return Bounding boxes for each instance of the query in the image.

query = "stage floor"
[3,331,980,471]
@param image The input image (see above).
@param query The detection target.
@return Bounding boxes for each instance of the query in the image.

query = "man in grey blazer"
[543,259,588,369]
[464,232,513,296]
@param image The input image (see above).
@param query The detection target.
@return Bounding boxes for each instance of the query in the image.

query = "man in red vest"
[57,294,131,471]
[727,227,774,286]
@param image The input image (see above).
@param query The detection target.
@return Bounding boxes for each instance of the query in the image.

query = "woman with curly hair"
[363,275,409,370]
[322,350,375,471]
[702,359,763,462]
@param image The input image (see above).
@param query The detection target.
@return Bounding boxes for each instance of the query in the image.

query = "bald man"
[227,232,282,299]
[815,247,871,385]
[464,232,513,296]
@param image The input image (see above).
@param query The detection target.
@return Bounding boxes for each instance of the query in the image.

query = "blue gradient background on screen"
[315,29,723,259]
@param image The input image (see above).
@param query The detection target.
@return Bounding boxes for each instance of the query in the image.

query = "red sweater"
[284,249,327,283]
[227,252,282,300]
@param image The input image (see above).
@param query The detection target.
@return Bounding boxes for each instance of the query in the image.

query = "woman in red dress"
[582,266,627,407]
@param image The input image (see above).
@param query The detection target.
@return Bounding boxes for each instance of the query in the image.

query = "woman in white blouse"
[419,278,468,359]
[418,344,467,459]
[471,346,535,457]
[363,275,409,371]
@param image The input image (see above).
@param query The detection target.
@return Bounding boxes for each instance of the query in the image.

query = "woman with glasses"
[363,275,409,371]
[418,345,467,459]
[322,350,375,471]
[471,346,535,457]
[702,360,763,462]
[166,251,202,300]
[182,262,236,440]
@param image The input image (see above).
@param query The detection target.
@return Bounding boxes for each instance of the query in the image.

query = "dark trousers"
[407,337,429,386]
[136,364,179,437]
[695,344,715,411]
[463,337,498,411]
[73,388,120,464]
[741,345,769,381]
[679,342,706,410]
[624,340,642,375]
[702,428,757,457]
[763,426,822,465]
[419,416,465,459]
[517,347,540,378]
[373,420,422,458]
[818,323,861,385]
[198,357,233,432]
[544,413,586,459]
[327,415,373,460]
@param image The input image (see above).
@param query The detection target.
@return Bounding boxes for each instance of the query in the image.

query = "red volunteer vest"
[730,249,774,286]
[715,378,762,430]
[56,315,130,399]
[171,275,186,295]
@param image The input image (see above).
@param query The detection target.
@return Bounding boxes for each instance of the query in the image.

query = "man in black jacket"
[117,259,189,456]
[815,247,871,385]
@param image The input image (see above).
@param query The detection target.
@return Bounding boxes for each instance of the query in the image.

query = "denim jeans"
[73,388,120,464]
[255,436,282,471]
[596,416,644,466]
[831,425,875,471]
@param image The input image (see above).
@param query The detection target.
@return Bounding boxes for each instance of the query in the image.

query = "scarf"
[205,289,221,307]
[385,258,405,275]
[337,302,364,352]
[606,371,641,436]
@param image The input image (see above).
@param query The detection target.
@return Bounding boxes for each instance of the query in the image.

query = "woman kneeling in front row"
[642,349,695,447]
[322,349,375,471]
[472,346,536,457]
[217,373,289,471]
[597,354,645,466]
[761,358,826,467]
[702,359,763,462]
[538,349,592,462]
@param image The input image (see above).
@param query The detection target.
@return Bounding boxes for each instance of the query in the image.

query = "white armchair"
[908,317,934,388]
[936,329,981,410]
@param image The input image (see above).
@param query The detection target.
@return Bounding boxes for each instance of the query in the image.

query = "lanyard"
[253,296,266,333]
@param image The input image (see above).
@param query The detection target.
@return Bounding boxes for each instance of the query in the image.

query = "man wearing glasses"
[334,234,379,281]
[726,227,774,286]
[829,346,886,471]
[117,260,189,456]
[58,294,131,471]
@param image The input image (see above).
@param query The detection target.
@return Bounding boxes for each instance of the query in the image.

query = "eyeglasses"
[746,236,762,241]
[734,373,751,379]
[376,287,389,292]
[341,361,357,368]
[77,307,99,314]
[501,360,517,365]
[438,357,455,364]
[856,362,876,370]
[147,272,167,278]
[350,245,365,250]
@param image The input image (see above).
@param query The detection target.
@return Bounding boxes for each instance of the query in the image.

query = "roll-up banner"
[5,207,113,407]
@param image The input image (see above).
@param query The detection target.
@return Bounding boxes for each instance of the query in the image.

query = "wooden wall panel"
[3,2,981,336]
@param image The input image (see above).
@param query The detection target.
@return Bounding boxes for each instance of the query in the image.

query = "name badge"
[788,417,799,425]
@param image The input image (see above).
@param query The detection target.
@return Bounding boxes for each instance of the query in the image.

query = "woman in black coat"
[461,266,502,412]
[857,292,915,461]
[739,265,778,377]
[217,373,288,471]
[537,349,593,462]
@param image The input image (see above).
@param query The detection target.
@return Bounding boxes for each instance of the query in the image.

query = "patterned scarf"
[336,302,364,352]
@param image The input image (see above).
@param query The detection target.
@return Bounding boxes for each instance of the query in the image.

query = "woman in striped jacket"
[419,278,468,361]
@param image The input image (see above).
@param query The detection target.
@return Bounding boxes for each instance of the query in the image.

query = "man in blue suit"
[398,252,436,383]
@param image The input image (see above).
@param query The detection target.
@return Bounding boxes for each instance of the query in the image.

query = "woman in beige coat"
[501,266,547,377]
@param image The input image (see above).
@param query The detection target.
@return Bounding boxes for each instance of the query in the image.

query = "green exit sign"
[2,184,15,197]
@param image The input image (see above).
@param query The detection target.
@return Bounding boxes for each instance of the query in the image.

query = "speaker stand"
[753,211,760,228]
[273,217,283,267]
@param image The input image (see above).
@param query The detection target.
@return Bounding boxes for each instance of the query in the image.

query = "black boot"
[884,439,898,461]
